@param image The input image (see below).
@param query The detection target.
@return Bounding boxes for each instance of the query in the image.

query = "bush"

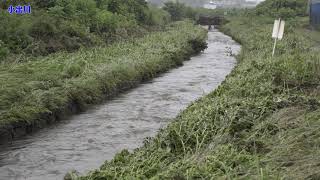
[91,11,115,33]
[0,12,32,52]
[33,0,56,8]
[0,40,9,61]
[255,0,308,19]
[163,2,186,21]
[107,0,149,24]
[163,2,196,21]
[144,6,171,26]
[30,15,57,39]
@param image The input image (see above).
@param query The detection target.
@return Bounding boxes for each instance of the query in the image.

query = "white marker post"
[272,18,285,57]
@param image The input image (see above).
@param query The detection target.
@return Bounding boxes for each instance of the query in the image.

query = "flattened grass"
[77,16,320,180]
[0,21,207,136]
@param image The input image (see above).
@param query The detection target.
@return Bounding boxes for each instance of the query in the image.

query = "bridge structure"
[197,16,227,27]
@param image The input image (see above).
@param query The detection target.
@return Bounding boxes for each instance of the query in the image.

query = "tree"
[163,2,186,21]
[34,0,57,8]
[107,0,148,24]
[255,0,308,18]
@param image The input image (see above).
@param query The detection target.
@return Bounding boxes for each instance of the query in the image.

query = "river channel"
[0,30,240,180]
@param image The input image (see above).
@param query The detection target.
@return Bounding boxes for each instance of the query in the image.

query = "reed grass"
[76,14,320,180]
[0,21,207,136]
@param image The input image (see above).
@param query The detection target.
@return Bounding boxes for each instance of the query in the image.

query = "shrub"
[107,0,149,24]
[163,2,186,21]
[0,12,32,52]
[0,40,9,61]
[144,5,171,26]
[163,2,196,21]
[91,10,118,33]
[33,0,56,8]
[30,15,57,39]
[255,0,308,19]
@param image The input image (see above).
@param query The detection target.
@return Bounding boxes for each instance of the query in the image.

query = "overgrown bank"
[77,2,320,180]
[0,0,171,62]
[0,21,207,142]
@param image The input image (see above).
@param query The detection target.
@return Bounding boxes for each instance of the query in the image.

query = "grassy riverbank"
[0,21,207,141]
[0,1,171,61]
[77,1,320,180]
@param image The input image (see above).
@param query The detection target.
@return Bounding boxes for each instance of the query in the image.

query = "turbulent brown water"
[0,30,240,180]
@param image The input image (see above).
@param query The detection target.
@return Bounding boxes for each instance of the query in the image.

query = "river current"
[0,29,240,180]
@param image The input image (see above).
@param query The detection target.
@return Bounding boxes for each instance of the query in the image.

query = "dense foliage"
[255,0,308,19]
[77,0,320,179]
[163,2,196,21]
[0,0,170,61]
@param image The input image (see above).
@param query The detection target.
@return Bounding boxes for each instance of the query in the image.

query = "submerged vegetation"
[0,21,207,140]
[77,0,320,179]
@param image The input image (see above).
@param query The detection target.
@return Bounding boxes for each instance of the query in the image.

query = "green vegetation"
[163,2,196,21]
[0,0,170,61]
[76,0,320,179]
[0,21,207,137]
[0,0,210,139]
[255,0,308,18]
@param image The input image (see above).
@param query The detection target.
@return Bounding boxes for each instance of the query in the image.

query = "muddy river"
[0,30,240,180]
